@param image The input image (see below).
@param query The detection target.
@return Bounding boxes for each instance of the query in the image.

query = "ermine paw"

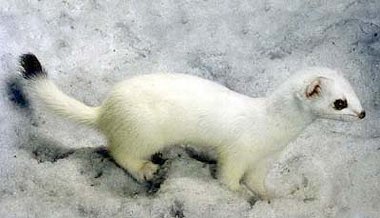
[139,162,159,181]
[247,192,272,206]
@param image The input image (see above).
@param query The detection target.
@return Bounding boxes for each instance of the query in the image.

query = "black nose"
[358,111,366,119]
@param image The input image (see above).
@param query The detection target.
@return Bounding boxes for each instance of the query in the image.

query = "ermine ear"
[305,77,323,99]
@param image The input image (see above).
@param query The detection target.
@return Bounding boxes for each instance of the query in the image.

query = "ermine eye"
[333,99,347,110]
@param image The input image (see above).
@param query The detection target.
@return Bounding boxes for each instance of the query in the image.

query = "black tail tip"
[19,53,47,79]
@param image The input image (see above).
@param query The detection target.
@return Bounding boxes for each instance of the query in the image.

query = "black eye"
[333,99,347,110]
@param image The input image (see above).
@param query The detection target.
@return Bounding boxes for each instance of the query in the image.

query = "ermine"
[19,53,365,200]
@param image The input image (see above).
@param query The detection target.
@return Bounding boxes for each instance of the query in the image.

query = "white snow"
[0,0,379,217]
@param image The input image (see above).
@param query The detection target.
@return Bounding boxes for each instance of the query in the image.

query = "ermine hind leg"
[218,156,246,192]
[110,145,159,182]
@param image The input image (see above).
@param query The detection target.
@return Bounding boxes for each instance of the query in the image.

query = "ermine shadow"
[21,134,219,197]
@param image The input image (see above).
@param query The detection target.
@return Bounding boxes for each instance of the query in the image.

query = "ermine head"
[295,67,365,121]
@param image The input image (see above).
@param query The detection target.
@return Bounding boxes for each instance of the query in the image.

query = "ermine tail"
[20,53,99,127]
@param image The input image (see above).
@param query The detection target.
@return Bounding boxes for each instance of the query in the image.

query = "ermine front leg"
[243,156,275,200]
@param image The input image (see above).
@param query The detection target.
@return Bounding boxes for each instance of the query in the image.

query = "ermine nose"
[358,111,366,119]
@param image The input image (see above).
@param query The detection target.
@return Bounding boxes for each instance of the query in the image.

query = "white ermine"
[19,53,365,200]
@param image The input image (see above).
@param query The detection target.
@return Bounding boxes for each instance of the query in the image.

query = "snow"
[0,0,379,217]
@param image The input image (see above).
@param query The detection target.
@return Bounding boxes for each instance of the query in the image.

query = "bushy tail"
[19,53,99,127]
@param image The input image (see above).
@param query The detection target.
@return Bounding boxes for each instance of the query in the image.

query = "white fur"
[27,67,364,199]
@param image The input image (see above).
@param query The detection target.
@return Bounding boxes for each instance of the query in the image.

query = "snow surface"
[0,0,379,217]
